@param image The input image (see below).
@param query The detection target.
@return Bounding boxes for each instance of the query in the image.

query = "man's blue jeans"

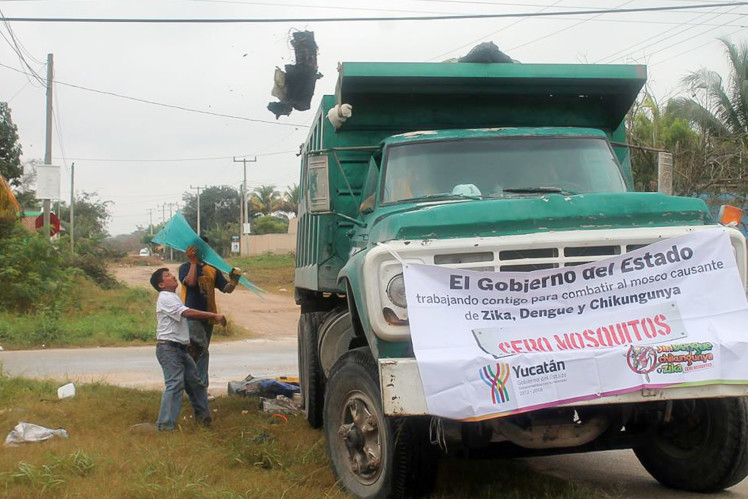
[155,341,211,431]
[188,320,213,388]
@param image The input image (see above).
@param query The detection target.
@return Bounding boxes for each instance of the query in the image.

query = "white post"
[658,152,673,195]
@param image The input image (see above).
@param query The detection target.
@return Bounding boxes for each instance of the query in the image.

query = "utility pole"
[147,208,154,235]
[189,185,205,236]
[233,156,256,254]
[239,182,244,244]
[70,162,75,253]
[43,53,54,236]
[166,202,179,261]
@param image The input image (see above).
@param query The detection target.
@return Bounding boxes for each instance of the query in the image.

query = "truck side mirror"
[308,155,331,213]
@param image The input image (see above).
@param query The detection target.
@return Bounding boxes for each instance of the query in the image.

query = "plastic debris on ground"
[260,395,300,415]
[228,374,300,398]
[57,382,76,399]
[4,422,69,447]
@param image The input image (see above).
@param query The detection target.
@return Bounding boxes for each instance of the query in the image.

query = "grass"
[227,253,294,295]
[0,373,603,498]
[0,277,244,350]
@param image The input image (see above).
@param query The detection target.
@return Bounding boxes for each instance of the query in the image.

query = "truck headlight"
[386,274,407,308]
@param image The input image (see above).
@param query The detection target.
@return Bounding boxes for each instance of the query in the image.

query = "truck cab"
[295,62,748,498]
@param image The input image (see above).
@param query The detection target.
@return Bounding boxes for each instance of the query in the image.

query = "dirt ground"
[112,263,300,340]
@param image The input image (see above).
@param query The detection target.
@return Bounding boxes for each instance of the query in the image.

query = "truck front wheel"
[634,397,748,492]
[324,349,437,498]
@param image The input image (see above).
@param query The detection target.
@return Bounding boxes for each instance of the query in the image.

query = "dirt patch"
[112,263,299,340]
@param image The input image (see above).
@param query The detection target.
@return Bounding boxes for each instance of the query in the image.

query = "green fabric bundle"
[152,212,265,297]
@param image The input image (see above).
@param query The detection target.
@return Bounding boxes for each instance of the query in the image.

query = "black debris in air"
[267,31,323,119]
[458,41,514,63]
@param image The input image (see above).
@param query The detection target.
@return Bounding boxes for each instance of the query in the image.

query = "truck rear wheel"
[298,311,325,428]
[634,397,748,492]
[324,349,438,498]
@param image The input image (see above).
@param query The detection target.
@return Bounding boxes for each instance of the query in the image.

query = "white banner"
[403,229,748,421]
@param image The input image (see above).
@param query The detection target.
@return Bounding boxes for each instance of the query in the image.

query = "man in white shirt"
[150,267,227,431]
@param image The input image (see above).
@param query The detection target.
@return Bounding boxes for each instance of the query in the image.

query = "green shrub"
[61,235,120,289]
[0,225,77,313]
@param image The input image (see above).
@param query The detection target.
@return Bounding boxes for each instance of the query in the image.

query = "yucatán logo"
[480,360,567,404]
[480,363,511,404]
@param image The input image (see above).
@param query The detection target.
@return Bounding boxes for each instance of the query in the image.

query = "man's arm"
[182,247,199,287]
[182,308,227,326]
[217,268,241,294]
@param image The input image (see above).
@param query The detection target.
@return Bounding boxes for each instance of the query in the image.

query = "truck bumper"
[379,358,748,418]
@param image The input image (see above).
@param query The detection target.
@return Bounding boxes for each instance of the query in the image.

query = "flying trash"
[152,212,266,297]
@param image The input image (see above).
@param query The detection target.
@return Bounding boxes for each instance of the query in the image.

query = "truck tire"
[324,349,438,498]
[298,311,325,429]
[634,397,748,492]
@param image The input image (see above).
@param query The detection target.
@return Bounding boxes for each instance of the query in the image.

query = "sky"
[0,0,745,236]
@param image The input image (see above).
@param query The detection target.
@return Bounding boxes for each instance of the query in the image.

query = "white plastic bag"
[57,382,76,399]
[4,422,69,447]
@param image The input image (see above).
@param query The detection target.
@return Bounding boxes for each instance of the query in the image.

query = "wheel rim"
[336,390,383,485]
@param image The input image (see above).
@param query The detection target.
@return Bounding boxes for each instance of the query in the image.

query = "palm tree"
[278,183,300,216]
[249,184,281,216]
[669,38,748,138]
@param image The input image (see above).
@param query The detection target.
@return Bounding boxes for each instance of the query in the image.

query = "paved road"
[0,338,297,395]
[524,450,748,497]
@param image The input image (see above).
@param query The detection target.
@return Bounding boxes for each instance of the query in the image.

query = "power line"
[507,0,637,52]
[596,2,743,63]
[651,25,746,66]
[62,150,298,163]
[639,11,743,62]
[0,61,309,127]
[0,7,45,86]
[187,0,466,16]
[2,3,747,23]
[427,0,564,61]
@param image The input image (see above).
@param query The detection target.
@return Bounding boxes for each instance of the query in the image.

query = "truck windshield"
[381,137,627,204]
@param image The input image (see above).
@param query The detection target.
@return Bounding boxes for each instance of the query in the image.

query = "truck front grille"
[432,241,654,272]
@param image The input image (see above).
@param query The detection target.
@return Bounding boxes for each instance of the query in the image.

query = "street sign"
[36,165,61,200]
[35,212,60,236]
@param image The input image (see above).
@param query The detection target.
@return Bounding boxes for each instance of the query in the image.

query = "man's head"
[150,267,178,292]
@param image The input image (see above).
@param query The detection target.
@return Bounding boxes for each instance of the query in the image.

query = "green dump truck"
[294,62,748,497]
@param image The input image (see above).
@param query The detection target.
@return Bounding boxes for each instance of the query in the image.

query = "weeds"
[228,252,294,293]
[0,374,601,498]
[0,449,95,494]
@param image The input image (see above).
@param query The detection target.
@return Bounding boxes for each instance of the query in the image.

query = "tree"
[205,222,239,256]
[251,214,289,234]
[57,192,112,240]
[249,184,281,217]
[661,38,748,196]
[277,183,300,216]
[669,38,748,138]
[0,102,23,186]
[13,160,41,212]
[627,92,700,193]
[182,185,240,237]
